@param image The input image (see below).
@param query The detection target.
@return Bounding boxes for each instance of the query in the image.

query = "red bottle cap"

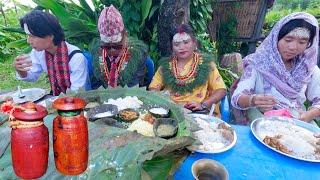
[12,102,48,121]
[53,97,86,111]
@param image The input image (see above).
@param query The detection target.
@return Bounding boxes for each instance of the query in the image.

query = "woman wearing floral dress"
[149,24,226,117]
[231,12,320,125]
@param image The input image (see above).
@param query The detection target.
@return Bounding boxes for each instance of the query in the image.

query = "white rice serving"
[256,120,320,160]
[127,118,154,137]
[194,117,231,151]
[104,96,143,111]
[94,111,113,118]
[149,107,168,115]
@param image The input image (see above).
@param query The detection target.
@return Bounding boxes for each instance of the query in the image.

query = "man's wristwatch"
[200,102,209,110]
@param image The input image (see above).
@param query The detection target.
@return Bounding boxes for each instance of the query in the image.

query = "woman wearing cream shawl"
[231,12,320,125]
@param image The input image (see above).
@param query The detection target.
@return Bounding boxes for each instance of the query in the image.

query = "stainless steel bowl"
[191,159,229,180]
[148,106,169,118]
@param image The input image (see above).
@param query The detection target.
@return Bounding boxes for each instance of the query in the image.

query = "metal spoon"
[17,86,25,98]
[209,104,216,117]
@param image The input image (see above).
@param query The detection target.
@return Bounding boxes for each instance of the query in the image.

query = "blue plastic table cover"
[174,125,320,180]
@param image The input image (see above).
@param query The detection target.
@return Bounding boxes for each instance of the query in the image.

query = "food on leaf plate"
[118,109,139,121]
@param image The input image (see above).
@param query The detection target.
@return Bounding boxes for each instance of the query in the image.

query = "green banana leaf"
[6,39,28,49]
[0,113,8,125]
[32,0,70,27]
[141,0,152,25]
[2,27,25,34]
[78,0,97,21]
[33,0,97,32]
[32,0,99,49]
[0,87,197,179]
[75,87,198,137]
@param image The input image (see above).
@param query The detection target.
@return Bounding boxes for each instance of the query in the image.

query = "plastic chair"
[220,94,231,122]
[145,56,155,86]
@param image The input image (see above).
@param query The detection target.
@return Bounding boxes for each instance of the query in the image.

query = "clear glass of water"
[21,53,32,71]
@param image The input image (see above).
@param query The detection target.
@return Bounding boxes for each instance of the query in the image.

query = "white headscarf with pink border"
[243,12,319,99]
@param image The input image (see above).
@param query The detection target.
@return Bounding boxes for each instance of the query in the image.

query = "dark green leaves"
[33,0,70,26]
[141,0,152,23]
[190,0,215,53]
[143,156,173,180]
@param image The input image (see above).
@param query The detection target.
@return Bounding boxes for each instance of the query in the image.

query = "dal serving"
[156,124,176,137]
[153,118,178,138]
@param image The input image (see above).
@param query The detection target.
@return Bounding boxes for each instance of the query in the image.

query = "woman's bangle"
[200,102,209,110]
[248,94,256,107]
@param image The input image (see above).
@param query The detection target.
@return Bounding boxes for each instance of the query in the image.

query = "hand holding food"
[251,94,276,112]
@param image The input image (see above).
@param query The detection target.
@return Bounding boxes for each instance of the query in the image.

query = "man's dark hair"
[20,10,65,46]
[278,19,316,48]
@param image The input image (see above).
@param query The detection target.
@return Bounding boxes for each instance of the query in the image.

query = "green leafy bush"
[264,7,320,36]
[190,0,217,55]
[190,0,213,34]
[0,6,31,63]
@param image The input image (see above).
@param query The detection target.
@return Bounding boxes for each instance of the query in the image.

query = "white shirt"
[232,65,320,111]
[16,42,89,91]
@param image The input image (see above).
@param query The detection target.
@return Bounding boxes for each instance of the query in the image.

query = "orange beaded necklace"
[101,47,129,86]
[171,52,200,83]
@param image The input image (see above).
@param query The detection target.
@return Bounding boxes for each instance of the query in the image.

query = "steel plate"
[251,116,320,163]
[190,114,237,154]
[8,88,46,104]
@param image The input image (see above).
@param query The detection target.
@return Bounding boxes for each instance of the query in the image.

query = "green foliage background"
[0,5,31,62]
[190,0,215,54]
[264,0,320,36]
[0,3,49,91]
[0,0,319,91]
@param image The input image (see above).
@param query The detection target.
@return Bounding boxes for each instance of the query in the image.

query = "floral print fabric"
[231,12,320,124]
[242,12,319,99]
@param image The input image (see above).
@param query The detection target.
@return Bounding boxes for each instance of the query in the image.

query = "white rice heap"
[193,117,230,151]
[94,111,113,118]
[104,96,143,111]
[257,120,319,160]
[149,107,168,115]
[127,117,155,137]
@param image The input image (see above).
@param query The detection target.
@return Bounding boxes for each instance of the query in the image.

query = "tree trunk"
[157,0,190,57]
[13,1,18,14]
[0,5,7,27]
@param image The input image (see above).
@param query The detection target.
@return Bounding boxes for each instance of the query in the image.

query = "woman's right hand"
[13,54,32,77]
[251,94,276,112]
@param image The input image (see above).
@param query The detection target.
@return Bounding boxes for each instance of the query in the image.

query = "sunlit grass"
[0,56,50,92]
